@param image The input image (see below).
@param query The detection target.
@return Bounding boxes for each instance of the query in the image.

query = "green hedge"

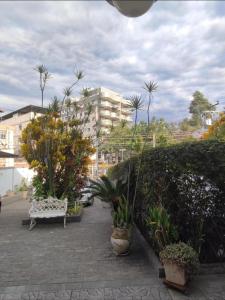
[109,140,225,263]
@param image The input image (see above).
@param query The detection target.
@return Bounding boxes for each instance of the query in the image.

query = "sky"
[1,0,225,122]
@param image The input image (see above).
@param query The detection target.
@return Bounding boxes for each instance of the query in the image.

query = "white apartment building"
[0,105,47,156]
[0,125,14,167]
[64,87,132,137]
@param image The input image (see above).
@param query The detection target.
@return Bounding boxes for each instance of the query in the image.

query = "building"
[63,87,132,137]
[0,105,47,158]
[62,87,132,177]
[0,125,14,167]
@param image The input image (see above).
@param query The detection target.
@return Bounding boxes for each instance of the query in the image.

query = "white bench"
[29,197,68,230]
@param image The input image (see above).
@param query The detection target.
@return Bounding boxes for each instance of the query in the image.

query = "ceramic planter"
[163,261,188,286]
[111,227,130,255]
[21,191,28,200]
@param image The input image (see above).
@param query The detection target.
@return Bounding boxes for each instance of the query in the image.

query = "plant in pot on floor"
[87,176,133,255]
[159,242,199,288]
[87,175,127,212]
[111,195,132,255]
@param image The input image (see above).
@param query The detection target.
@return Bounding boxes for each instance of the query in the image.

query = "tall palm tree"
[144,81,158,126]
[128,95,144,132]
[61,69,84,113]
[35,64,51,108]
[127,95,144,204]
[132,81,158,215]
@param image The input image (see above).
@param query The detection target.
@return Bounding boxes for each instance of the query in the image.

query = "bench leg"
[64,216,66,228]
[29,218,36,231]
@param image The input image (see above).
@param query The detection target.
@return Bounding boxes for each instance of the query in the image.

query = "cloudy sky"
[1,1,225,122]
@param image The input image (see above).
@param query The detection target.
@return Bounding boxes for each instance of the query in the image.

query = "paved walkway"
[0,196,224,300]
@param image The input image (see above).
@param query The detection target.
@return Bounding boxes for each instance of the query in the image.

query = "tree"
[22,65,94,206]
[21,100,95,205]
[203,113,225,140]
[189,91,214,128]
[35,65,51,108]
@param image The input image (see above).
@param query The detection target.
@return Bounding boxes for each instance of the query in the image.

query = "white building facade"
[0,105,47,156]
[69,87,132,137]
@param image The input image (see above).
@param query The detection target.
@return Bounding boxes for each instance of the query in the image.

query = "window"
[0,130,6,139]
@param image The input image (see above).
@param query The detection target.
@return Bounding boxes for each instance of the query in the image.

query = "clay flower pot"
[111,227,131,255]
[163,261,188,286]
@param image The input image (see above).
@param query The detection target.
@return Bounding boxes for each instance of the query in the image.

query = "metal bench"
[29,197,68,230]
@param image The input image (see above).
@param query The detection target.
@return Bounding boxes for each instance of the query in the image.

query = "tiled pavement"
[0,196,224,300]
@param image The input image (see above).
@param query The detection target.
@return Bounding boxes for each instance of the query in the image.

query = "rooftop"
[0,105,47,121]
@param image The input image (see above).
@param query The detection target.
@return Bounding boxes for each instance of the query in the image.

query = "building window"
[0,130,6,139]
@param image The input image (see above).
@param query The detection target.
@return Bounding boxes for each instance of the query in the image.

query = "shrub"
[109,140,225,263]
[160,242,199,273]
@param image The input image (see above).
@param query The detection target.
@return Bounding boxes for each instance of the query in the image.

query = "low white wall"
[0,167,35,196]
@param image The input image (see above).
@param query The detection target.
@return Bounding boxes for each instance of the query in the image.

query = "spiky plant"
[86,175,127,211]
[35,64,51,107]
[132,81,158,220]
[113,195,132,229]
[126,95,144,205]
[144,81,158,126]
[128,95,144,130]
[60,68,84,113]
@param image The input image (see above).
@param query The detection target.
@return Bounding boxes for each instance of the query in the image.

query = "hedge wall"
[109,140,225,263]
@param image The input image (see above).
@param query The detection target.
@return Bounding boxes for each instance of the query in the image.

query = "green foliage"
[203,113,225,140]
[146,205,178,251]
[21,99,95,205]
[109,140,225,263]
[113,195,132,229]
[32,175,45,200]
[187,91,214,129]
[87,175,127,211]
[160,242,199,273]
[67,202,82,216]
[17,178,28,192]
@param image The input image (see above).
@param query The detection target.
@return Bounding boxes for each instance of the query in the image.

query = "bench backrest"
[30,197,67,213]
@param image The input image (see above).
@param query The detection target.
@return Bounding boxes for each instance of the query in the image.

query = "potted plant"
[159,242,199,287]
[18,179,29,199]
[111,195,132,255]
[87,176,127,211]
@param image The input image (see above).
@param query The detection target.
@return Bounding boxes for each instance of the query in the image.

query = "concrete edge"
[134,225,165,278]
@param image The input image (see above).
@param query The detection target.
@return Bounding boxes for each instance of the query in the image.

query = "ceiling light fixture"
[106,0,157,18]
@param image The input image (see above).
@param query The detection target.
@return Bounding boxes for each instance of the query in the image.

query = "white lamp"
[106,0,156,18]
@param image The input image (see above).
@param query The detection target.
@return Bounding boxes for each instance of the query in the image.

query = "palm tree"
[86,176,127,211]
[132,81,158,216]
[61,69,84,113]
[128,95,144,132]
[144,81,157,126]
[35,64,51,108]
[126,95,144,203]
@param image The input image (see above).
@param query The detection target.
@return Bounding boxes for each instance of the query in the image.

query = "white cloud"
[0,1,225,122]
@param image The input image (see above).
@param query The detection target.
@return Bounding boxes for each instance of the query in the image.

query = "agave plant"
[113,195,132,229]
[86,175,127,211]
[146,205,178,251]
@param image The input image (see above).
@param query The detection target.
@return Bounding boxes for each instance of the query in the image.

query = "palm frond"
[75,69,84,80]
[144,81,158,94]
[35,64,48,74]
[128,95,144,111]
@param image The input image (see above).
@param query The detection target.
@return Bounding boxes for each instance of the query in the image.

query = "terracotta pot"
[164,261,188,286]
[111,227,130,255]
[21,191,28,200]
